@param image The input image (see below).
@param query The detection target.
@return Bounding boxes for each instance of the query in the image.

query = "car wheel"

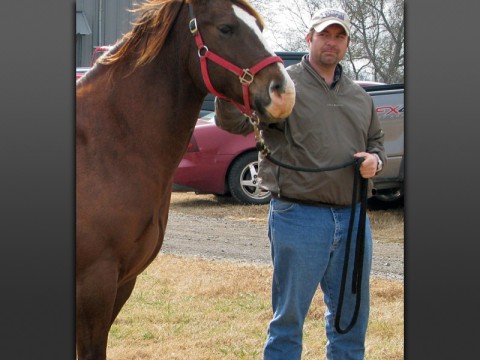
[227,151,271,205]
[374,188,403,202]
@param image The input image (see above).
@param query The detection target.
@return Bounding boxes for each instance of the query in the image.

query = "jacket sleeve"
[366,101,387,167]
[214,98,254,136]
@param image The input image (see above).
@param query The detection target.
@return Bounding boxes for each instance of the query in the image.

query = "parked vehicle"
[76,67,90,80]
[173,83,404,205]
[76,45,112,80]
[172,111,269,203]
[366,83,404,202]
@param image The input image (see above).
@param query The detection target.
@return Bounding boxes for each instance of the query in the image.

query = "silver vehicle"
[366,83,404,202]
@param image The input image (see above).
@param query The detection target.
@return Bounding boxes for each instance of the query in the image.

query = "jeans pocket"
[271,198,296,213]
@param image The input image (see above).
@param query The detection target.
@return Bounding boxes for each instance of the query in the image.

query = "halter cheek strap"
[188,5,283,117]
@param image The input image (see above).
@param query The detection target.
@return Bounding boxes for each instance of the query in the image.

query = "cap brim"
[312,19,350,36]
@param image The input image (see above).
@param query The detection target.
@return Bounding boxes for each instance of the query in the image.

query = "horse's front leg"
[110,277,137,325]
[76,262,119,360]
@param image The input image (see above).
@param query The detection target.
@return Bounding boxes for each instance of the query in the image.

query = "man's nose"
[325,36,337,45]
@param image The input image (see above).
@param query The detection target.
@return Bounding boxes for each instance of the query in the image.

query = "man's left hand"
[354,152,378,179]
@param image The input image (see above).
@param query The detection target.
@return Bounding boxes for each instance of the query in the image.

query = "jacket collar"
[303,54,343,89]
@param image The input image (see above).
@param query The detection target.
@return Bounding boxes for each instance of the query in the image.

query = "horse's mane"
[98,0,184,70]
[97,0,264,71]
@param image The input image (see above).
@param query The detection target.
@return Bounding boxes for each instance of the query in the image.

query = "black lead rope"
[334,159,369,334]
[255,136,368,334]
[265,152,356,173]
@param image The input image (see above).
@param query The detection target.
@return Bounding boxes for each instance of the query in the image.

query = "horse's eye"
[218,25,233,36]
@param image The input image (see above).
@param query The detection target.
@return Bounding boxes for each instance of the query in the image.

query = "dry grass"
[368,209,404,244]
[108,254,403,359]
[170,193,270,224]
[105,192,404,359]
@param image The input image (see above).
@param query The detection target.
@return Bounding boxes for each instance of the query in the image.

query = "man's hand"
[354,152,378,179]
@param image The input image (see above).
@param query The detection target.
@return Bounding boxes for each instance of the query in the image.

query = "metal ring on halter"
[198,45,208,57]
[248,114,260,126]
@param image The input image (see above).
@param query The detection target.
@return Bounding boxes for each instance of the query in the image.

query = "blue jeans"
[263,198,372,360]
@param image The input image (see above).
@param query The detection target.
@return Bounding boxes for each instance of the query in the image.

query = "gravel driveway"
[162,212,404,281]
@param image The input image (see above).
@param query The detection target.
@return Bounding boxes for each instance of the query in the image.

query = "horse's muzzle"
[261,75,296,122]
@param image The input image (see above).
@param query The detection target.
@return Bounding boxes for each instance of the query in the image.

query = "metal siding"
[75,0,97,66]
[75,0,135,67]
[76,11,92,34]
[104,0,136,45]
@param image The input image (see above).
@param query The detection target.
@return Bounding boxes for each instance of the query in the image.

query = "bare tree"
[253,0,404,83]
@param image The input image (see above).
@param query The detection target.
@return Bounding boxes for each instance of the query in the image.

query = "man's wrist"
[373,153,383,173]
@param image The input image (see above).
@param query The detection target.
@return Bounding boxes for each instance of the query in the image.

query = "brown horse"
[76,0,295,358]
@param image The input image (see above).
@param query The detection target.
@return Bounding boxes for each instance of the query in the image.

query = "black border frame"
[1,1,75,358]
[405,1,480,358]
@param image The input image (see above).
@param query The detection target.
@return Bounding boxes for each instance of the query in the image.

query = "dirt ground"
[162,194,404,282]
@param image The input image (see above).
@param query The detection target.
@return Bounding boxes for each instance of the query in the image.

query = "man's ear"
[305,32,312,44]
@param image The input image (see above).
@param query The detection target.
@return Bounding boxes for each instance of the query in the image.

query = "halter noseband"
[188,4,283,117]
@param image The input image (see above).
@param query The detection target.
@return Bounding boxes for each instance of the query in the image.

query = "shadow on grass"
[368,197,404,211]
[172,192,239,207]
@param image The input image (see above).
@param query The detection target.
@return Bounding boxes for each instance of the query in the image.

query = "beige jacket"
[215,56,386,207]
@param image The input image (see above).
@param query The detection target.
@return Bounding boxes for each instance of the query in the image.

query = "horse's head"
[188,0,295,123]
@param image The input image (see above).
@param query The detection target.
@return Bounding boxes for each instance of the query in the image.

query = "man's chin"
[320,54,338,63]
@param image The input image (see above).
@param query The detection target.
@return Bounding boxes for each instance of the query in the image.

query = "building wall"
[76,0,136,67]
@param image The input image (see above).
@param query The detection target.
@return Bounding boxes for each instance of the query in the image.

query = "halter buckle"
[189,18,198,35]
[239,69,254,85]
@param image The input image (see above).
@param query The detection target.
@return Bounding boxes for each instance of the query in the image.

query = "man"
[215,8,386,360]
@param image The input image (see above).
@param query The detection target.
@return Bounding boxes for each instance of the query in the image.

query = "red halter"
[188,5,283,117]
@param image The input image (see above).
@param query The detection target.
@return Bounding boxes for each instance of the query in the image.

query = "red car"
[172,112,269,204]
[76,46,112,80]
[173,81,387,205]
[76,67,90,80]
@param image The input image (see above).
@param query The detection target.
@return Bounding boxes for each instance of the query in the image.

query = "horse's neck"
[78,55,206,169]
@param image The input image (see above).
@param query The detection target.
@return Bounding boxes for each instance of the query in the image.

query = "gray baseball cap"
[309,8,351,36]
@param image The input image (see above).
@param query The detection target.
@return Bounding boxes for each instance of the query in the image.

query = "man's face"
[308,24,349,67]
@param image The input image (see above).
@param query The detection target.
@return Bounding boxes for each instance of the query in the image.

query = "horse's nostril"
[270,81,284,94]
